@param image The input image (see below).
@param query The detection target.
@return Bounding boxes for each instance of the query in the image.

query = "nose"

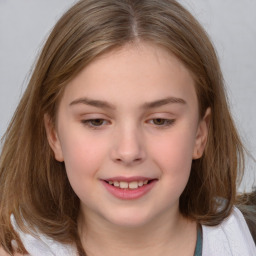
[110,126,146,166]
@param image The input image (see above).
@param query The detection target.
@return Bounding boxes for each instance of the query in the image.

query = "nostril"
[110,136,146,161]
[114,156,143,164]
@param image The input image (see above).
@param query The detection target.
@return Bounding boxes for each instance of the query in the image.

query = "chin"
[103,209,153,228]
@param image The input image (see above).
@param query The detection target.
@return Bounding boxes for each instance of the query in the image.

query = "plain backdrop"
[0,0,255,191]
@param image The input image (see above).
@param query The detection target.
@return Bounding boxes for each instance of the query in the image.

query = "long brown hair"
[0,0,246,254]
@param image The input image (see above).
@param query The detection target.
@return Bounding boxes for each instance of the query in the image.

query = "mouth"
[104,179,156,190]
[101,177,158,200]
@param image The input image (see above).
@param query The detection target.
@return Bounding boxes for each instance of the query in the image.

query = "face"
[45,42,209,228]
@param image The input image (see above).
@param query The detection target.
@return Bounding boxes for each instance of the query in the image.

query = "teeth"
[113,181,119,187]
[129,181,138,189]
[107,180,149,189]
[138,181,144,187]
[120,181,128,189]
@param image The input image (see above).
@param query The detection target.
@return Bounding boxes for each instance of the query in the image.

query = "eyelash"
[148,118,175,127]
[81,118,175,129]
[81,119,110,129]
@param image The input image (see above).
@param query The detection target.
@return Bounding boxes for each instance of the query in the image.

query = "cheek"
[149,127,196,178]
[58,128,108,187]
[150,132,195,199]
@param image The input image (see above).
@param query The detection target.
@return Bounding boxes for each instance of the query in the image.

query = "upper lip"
[102,176,156,182]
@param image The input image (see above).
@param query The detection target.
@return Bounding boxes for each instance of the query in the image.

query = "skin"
[0,247,24,256]
[0,248,9,256]
[45,41,210,255]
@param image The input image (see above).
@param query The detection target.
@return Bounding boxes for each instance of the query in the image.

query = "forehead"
[60,41,198,110]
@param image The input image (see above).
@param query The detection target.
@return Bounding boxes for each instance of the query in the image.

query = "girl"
[0,0,255,255]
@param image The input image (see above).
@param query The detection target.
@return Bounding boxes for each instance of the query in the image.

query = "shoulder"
[10,214,77,256]
[202,207,256,256]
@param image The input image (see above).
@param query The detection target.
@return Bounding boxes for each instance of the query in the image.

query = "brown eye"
[82,119,107,127]
[90,119,105,126]
[149,118,175,127]
[153,118,166,125]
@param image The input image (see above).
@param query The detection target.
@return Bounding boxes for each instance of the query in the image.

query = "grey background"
[0,0,255,191]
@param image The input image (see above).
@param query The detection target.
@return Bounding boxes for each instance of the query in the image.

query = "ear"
[44,114,64,162]
[193,108,211,159]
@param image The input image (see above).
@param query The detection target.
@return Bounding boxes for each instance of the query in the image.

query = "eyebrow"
[69,96,186,109]
[142,97,186,109]
[69,97,116,109]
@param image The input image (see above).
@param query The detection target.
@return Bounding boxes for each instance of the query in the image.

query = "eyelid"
[79,113,110,121]
[81,118,111,129]
[147,118,175,127]
[145,112,176,128]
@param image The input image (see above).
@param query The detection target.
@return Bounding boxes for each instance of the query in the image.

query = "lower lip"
[101,180,157,200]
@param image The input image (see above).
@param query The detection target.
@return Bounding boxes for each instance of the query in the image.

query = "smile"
[106,180,149,190]
[102,178,158,200]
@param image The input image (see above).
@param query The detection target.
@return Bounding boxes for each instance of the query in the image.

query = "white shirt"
[202,207,255,255]
[11,207,256,256]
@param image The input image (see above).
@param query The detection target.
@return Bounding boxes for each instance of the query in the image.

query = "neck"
[78,207,197,256]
